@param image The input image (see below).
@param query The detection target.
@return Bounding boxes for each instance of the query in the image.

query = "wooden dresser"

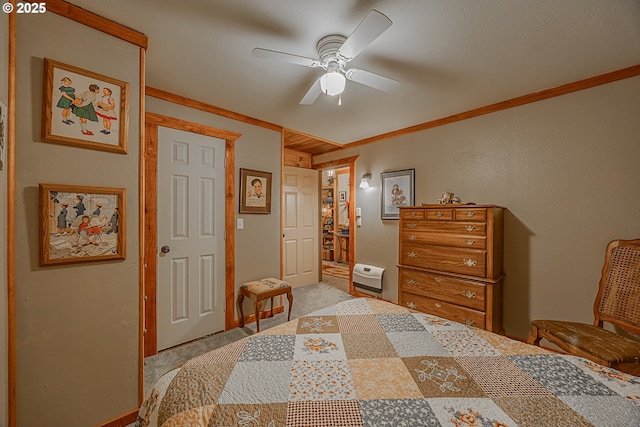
[397,204,504,333]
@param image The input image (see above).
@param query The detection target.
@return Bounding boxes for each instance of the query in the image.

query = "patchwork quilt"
[137,298,640,427]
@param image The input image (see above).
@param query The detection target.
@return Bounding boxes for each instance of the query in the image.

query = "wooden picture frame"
[240,168,271,214]
[339,191,347,202]
[42,58,129,154]
[380,169,415,219]
[39,183,126,265]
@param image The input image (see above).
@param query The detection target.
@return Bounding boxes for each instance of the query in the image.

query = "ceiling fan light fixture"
[320,71,346,96]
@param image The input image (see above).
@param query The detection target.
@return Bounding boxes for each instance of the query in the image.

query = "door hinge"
[223,300,227,311]
[224,229,226,240]
[224,158,227,168]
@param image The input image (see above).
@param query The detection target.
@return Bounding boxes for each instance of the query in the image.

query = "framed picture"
[240,168,272,214]
[42,58,129,154]
[0,100,6,171]
[39,183,126,266]
[339,191,347,202]
[380,169,415,219]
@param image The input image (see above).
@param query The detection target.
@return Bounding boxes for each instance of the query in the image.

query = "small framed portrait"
[380,169,415,219]
[240,168,272,214]
[339,191,347,202]
[42,58,129,154]
[39,183,126,266]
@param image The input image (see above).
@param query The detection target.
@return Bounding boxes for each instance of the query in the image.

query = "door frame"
[313,155,359,293]
[143,112,241,356]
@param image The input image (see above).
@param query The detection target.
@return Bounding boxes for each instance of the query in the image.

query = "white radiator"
[353,263,384,293]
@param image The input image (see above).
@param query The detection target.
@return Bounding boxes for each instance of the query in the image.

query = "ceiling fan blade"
[338,10,392,61]
[252,48,320,67]
[300,77,323,104]
[345,68,400,93]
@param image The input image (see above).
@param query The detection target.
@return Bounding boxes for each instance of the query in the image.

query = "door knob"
[160,245,170,254]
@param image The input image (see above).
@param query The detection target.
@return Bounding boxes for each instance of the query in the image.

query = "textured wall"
[15,12,141,425]
[315,76,640,339]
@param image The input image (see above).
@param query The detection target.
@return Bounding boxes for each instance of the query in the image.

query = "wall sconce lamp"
[359,173,372,189]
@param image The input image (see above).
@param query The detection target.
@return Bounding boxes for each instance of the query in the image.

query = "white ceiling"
[67,0,640,144]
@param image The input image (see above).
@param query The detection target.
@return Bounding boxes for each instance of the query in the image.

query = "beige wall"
[1,10,8,427]
[15,13,140,426]
[315,76,640,339]
[145,97,283,318]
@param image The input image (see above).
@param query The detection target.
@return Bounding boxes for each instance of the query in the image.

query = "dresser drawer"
[400,291,485,329]
[401,244,486,277]
[454,208,487,222]
[400,209,425,220]
[402,220,486,236]
[401,231,487,249]
[399,269,485,311]
[425,209,453,220]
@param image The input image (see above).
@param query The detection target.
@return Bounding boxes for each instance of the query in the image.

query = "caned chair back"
[593,239,640,334]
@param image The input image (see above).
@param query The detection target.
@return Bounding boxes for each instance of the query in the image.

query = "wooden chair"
[528,239,640,376]
[238,278,293,333]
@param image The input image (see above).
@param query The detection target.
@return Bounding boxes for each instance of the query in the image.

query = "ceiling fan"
[252,10,401,105]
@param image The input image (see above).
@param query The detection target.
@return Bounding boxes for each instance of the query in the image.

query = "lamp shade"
[320,72,346,96]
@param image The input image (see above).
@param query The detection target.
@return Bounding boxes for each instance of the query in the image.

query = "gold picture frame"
[42,58,129,154]
[240,168,272,214]
[39,183,126,266]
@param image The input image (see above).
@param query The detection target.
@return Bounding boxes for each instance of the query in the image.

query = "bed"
[137,298,640,426]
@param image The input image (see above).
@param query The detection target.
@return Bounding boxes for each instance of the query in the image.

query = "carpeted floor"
[142,279,352,396]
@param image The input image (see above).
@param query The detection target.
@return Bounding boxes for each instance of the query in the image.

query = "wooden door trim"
[313,156,359,293]
[143,112,239,357]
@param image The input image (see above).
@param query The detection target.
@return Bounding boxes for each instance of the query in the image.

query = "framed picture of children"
[42,58,129,154]
[239,168,272,214]
[380,169,415,219]
[39,183,126,266]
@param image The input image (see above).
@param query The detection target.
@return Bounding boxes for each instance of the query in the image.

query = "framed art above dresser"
[397,204,504,333]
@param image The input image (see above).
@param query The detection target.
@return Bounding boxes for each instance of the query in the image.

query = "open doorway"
[320,166,351,283]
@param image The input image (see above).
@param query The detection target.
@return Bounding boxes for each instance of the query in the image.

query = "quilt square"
[208,403,288,427]
[565,356,640,396]
[377,313,426,332]
[432,329,501,357]
[342,332,398,360]
[238,335,295,362]
[366,299,410,314]
[494,396,593,427]
[561,395,640,427]
[289,360,355,401]
[184,338,248,366]
[402,357,486,398]
[218,361,293,404]
[414,314,467,331]
[429,397,516,427]
[294,333,347,361]
[286,400,363,427]
[455,356,552,397]
[337,314,385,333]
[386,331,449,358]
[473,329,551,356]
[510,354,619,397]
[336,299,375,315]
[261,319,298,336]
[296,316,340,334]
[349,358,422,400]
[359,399,440,427]
[157,363,234,424]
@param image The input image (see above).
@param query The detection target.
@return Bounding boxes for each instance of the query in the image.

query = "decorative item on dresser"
[397,204,504,333]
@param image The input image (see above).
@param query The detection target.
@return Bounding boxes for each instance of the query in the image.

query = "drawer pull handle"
[409,212,417,217]
[406,279,417,286]
[434,277,443,283]
[463,290,477,299]
[465,212,476,218]
[407,252,418,259]
[464,225,476,232]
[463,319,476,327]
[463,258,478,267]
[408,223,418,229]
[465,240,476,246]
[408,235,417,241]
[434,303,442,308]
[407,302,417,310]
[435,211,444,217]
